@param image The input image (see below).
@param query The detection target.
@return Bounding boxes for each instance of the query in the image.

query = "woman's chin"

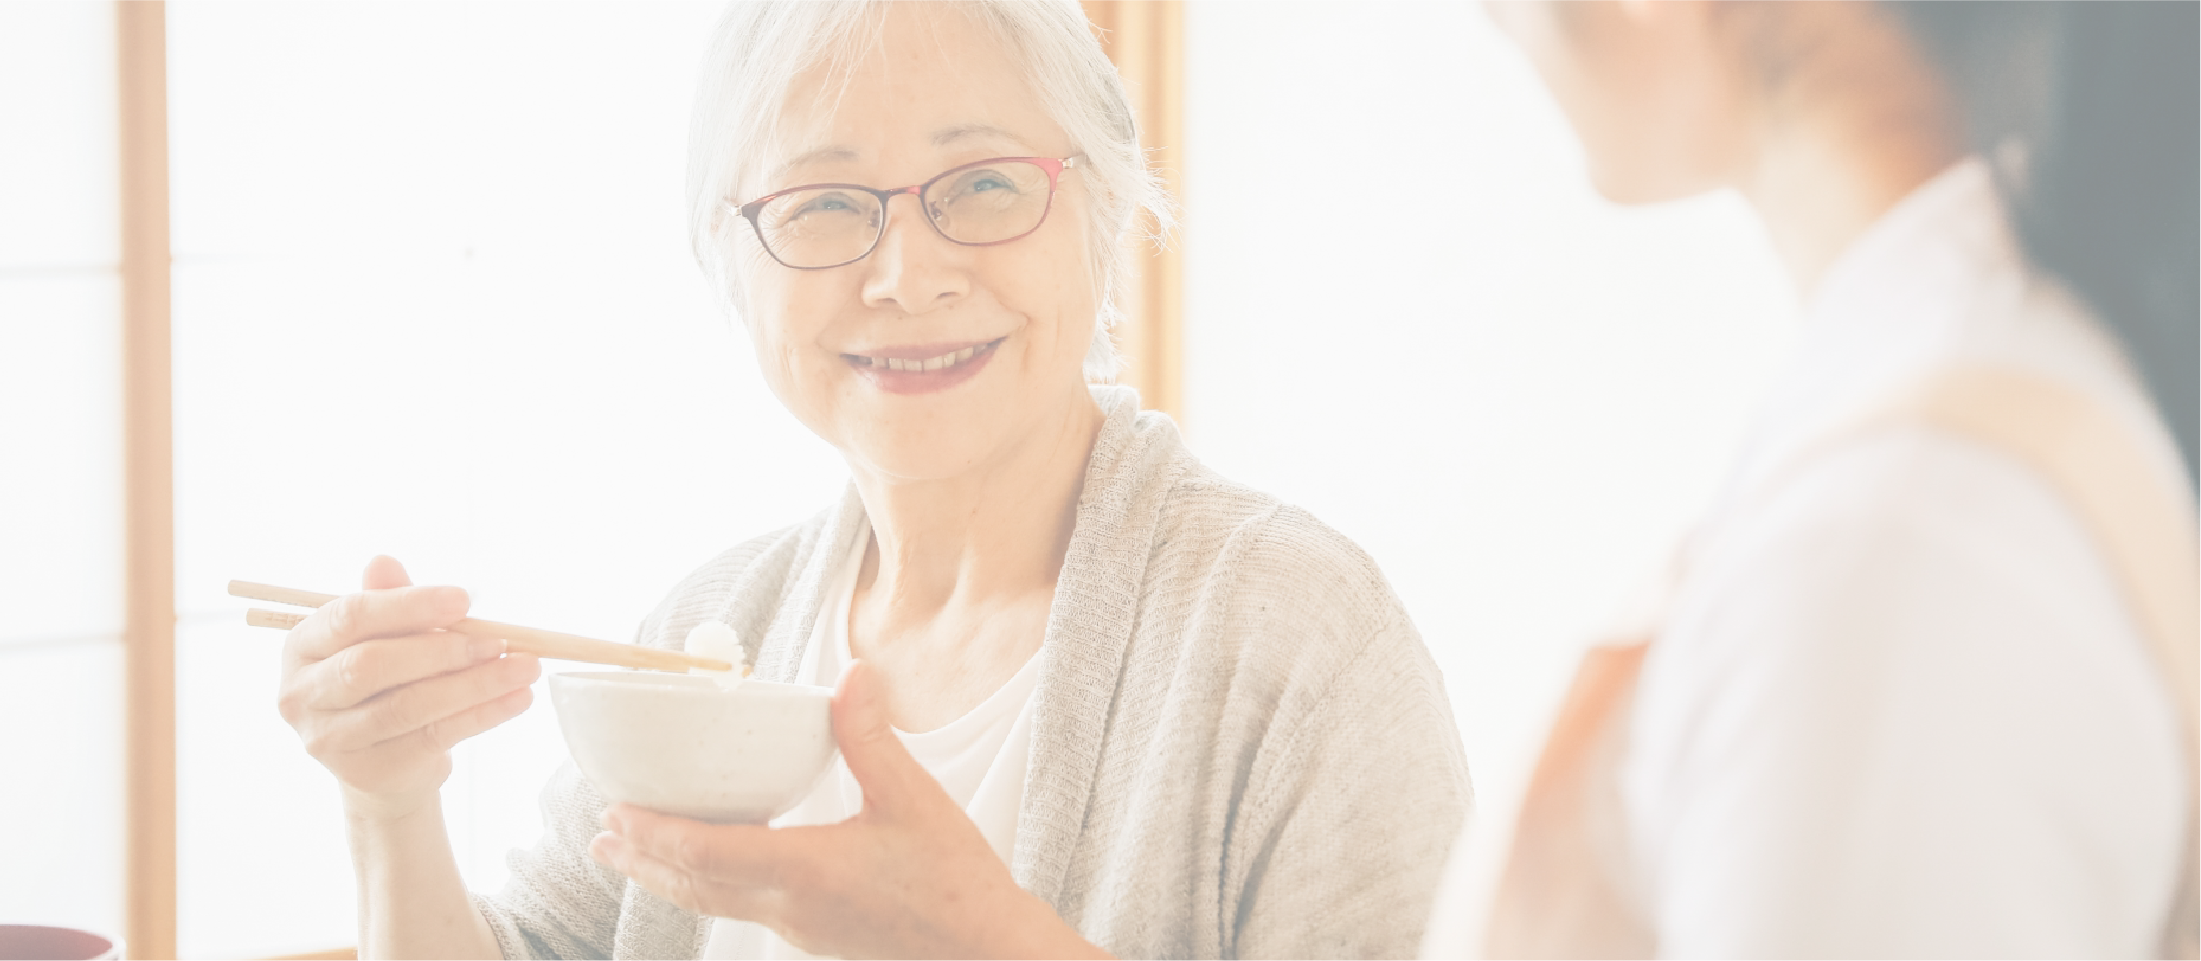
[815,341,1098,484]
[846,439,999,485]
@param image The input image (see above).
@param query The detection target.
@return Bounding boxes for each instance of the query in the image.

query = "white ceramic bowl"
[548,671,838,824]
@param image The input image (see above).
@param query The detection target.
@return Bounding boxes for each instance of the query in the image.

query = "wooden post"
[1080,0,1185,423]
[117,3,176,958]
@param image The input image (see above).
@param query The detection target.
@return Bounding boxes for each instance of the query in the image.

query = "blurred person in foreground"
[270,1,1469,958]
[1424,2,2198,957]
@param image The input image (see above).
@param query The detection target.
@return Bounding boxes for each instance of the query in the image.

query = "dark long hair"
[1887,1,2199,485]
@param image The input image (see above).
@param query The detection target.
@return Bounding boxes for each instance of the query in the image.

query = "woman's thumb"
[832,660,922,813]
[362,554,413,591]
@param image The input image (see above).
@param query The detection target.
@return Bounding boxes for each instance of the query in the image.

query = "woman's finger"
[386,680,536,755]
[831,660,937,816]
[361,554,411,592]
[323,683,534,794]
[588,831,785,923]
[286,584,472,662]
[313,653,539,753]
[300,631,506,712]
[591,833,710,913]
[602,804,785,879]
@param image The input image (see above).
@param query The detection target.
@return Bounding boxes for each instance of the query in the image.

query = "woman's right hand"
[277,555,541,822]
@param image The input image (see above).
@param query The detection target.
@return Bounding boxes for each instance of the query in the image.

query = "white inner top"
[704,528,1043,960]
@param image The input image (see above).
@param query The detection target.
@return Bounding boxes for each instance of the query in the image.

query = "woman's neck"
[848,384,1104,630]
[1732,12,1967,295]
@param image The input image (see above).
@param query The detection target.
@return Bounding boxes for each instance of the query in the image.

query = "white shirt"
[1623,160,2189,957]
[704,529,1043,960]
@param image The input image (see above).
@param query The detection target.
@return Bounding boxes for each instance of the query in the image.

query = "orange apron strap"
[1486,642,1658,959]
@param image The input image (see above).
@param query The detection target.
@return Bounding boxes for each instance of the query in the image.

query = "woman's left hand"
[588,660,1108,960]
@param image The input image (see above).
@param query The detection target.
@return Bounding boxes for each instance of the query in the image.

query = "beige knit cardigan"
[472,386,1472,959]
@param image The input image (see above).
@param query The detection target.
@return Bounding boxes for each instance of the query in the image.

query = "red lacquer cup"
[0,925,121,961]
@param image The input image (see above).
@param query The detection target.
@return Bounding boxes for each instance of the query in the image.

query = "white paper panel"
[0,1,118,271]
[0,276,124,645]
[433,249,845,642]
[165,3,467,265]
[170,255,482,615]
[168,1,732,267]
[1181,3,1800,817]
[0,640,124,936]
[173,615,356,957]
[440,655,588,905]
[167,4,848,955]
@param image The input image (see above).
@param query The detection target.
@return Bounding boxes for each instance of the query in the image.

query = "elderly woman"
[274,1,1469,958]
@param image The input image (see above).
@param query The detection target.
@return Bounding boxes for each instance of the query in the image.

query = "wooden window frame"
[118,2,176,958]
[108,6,1180,957]
[1081,0,1185,423]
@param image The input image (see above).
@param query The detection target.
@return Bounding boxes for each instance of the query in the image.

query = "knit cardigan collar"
[739,384,1187,905]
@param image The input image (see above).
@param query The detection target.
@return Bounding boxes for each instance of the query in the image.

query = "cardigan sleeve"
[473,763,628,959]
[1222,510,1475,960]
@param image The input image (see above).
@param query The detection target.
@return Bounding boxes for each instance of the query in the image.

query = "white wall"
[0,0,126,939]
[165,3,844,955]
[1180,2,1799,830]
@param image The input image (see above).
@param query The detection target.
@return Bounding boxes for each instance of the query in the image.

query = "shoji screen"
[1180,3,1799,821]
[0,1,128,940]
[166,4,842,955]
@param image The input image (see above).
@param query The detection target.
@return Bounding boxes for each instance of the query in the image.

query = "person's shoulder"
[632,506,837,651]
[1679,422,2138,672]
[1167,459,1393,587]
[1136,455,1464,783]
[1723,424,2089,582]
[1152,458,1428,676]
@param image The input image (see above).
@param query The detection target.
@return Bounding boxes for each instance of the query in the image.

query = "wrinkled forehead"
[746,4,1067,193]
[769,123,1041,184]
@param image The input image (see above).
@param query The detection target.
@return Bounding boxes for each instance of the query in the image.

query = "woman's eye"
[946,171,1019,199]
[769,192,873,233]
[797,195,855,215]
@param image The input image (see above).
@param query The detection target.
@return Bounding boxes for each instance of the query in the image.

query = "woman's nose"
[860,194,970,315]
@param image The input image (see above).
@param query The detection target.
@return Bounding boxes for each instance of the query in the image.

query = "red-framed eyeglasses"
[729,155,1082,270]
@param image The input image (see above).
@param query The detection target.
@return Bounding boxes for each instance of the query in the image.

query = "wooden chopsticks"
[228,580,735,674]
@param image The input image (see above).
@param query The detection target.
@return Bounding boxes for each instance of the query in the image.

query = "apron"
[1485,366,2201,959]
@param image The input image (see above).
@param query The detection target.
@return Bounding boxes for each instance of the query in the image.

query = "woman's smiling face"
[726,4,1101,483]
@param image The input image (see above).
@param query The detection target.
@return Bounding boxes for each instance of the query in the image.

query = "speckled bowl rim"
[549,670,834,700]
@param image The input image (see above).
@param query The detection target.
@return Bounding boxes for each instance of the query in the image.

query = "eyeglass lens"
[753,160,1054,268]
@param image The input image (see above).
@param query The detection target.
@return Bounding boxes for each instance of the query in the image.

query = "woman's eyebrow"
[772,145,861,181]
[767,126,1030,185]
[933,123,1029,150]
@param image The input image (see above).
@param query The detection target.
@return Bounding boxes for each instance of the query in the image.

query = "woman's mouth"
[843,337,1004,395]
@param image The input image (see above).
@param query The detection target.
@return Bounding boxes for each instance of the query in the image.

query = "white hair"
[686,0,1172,380]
